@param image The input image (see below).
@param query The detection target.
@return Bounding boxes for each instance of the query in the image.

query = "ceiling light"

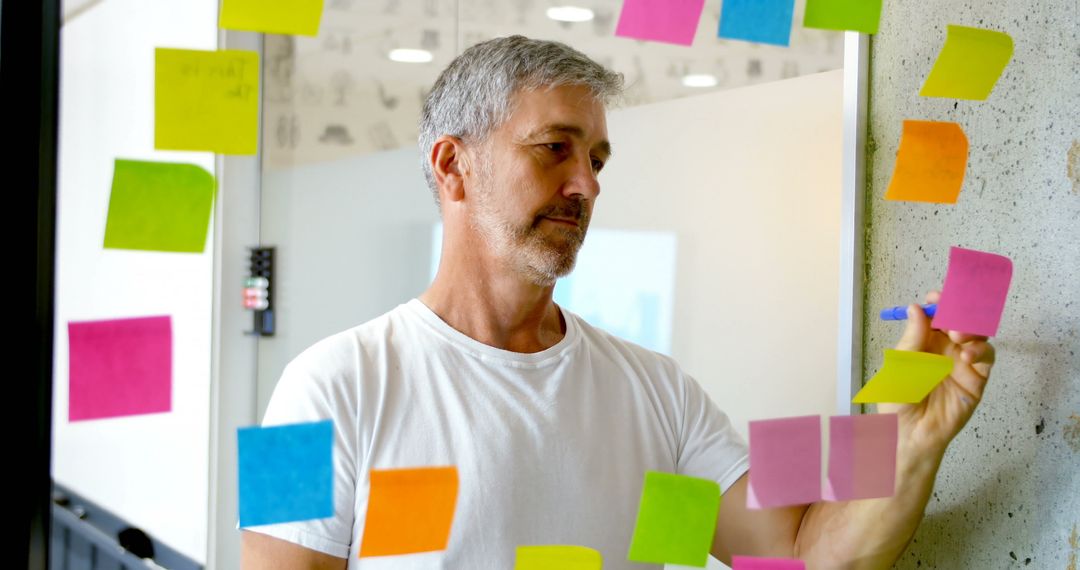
[388,48,434,63]
[681,74,718,88]
[546,6,595,22]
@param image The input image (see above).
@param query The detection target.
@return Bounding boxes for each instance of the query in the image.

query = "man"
[243,36,995,569]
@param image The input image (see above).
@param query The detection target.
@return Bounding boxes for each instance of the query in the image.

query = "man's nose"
[563,153,601,200]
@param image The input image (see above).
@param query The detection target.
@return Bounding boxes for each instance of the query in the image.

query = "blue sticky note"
[238,420,334,527]
[718,0,795,46]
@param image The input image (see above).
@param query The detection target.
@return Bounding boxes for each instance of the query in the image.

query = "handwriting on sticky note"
[884,120,969,204]
[220,0,324,36]
[747,416,821,509]
[932,246,1014,336]
[627,471,720,567]
[921,25,1014,100]
[718,0,795,46]
[155,48,259,155]
[803,0,882,34]
[104,159,216,253]
[67,316,172,422]
[853,350,953,404]
[237,420,334,527]
[514,545,602,570]
[825,414,898,501]
[733,556,807,569]
[615,0,705,46]
[360,466,459,557]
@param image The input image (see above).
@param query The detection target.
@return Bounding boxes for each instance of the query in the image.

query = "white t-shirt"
[247,298,749,569]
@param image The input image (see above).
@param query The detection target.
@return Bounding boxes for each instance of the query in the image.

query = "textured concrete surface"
[864,0,1079,567]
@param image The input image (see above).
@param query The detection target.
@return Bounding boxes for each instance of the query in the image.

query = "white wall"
[53,0,217,562]
[597,69,843,438]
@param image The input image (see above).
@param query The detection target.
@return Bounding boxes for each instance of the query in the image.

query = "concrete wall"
[863,0,1080,567]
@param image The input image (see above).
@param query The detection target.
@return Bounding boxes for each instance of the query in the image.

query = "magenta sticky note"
[615,0,705,46]
[68,316,172,421]
[824,414,897,501]
[732,556,806,569]
[747,415,821,509]
[931,246,1013,336]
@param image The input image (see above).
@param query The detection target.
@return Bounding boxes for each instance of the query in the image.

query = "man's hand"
[880,290,997,456]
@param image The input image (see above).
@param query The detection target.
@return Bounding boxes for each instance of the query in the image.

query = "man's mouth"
[543,217,580,227]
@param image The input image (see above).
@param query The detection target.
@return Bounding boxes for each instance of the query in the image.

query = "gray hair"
[418,35,625,206]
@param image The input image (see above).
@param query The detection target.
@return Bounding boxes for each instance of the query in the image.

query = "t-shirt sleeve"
[241,351,359,560]
[676,369,750,495]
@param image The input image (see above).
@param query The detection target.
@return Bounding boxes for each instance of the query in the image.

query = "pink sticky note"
[747,415,821,509]
[824,414,897,501]
[615,0,706,46]
[931,246,1013,336]
[732,556,806,570]
[68,316,172,421]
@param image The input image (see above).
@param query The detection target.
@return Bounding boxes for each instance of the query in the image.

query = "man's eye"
[544,142,565,152]
[592,158,605,172]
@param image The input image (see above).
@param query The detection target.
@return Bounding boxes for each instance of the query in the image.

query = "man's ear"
[431,135,469,204]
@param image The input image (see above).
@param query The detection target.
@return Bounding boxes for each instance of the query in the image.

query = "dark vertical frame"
[3,0,61,568]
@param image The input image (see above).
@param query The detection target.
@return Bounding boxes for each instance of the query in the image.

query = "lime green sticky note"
[920,25,1014,100]
[220,0,324,36]
[155,48,259,155]
[104,159,216,253]
[514,545,602,570]
[627,471,720,567]
[803,0,882,34]
[853,350,954,404]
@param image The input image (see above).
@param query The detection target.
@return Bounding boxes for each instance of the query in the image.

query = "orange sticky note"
[884,120,969,204]
[359,466,459,557]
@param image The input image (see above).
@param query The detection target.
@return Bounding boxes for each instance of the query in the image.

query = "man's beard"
[470,182,590,287]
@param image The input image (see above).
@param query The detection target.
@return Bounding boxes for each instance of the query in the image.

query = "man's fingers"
[947,330,989,345]
[924,290,942,305]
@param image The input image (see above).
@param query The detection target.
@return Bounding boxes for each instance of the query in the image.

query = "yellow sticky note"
[920,25,1014,100]
[514,545,603,570]
[220,0,324,37]
[884,121,969,204]
[853,350,953,404]
[155,48,259,155]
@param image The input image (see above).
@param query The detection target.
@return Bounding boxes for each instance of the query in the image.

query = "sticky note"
[220,0,324,36]
[733,556,806,569]
[237,420,334,527]
[718,0,795,46]
[67,316,171,422]
[803,0,882,34]
[515,545,602,570]
[103,159,216,253]
[853,350,953,404]
[932,246,1014,336]
[920,25,1014,100]
[884,121,969,204]
[155,48,259,155]
[615,0,706,46]
[627,471,720,567]
[360,466,459,557]
[747,416,821,509]
[824,414,898,501]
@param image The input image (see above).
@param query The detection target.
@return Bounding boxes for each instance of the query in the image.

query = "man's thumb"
[895,304,930,351]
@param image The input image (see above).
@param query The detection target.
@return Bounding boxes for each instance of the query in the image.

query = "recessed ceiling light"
[546,6,595,22]
[388,48,434,63]
[681,74,718,88]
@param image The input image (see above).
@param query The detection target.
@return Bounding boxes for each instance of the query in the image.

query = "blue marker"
[880,303,937,321]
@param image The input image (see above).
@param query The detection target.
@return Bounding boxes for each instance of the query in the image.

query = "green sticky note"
[853,350,954,404]
[803,0,882,34]
[104,159,216,253]
[155,48,259,155]
[920,25,1014,100]
[220,0,324,36]
[627,471,720,567]
[514,545,602,570]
